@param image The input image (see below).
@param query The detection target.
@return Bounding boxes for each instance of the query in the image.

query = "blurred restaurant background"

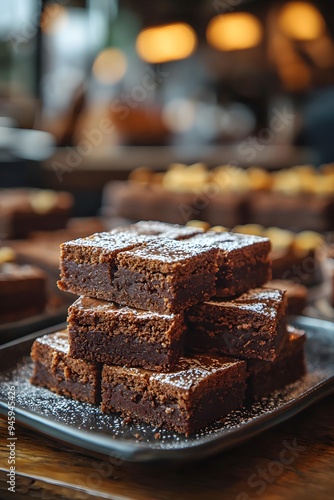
[1,0,334,331]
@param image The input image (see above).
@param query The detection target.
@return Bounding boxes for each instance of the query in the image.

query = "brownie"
[249,191,334,232]
[101,353,247,435]
[30,330,101,404]
[102,181,198,225]
[204,192,248,228]
[67,296,186,370]
[113,239,218,313]
[264,280,308,315]
[247,325,306,401]
[186,288,287,361]
[57,230,150,298]
[187,231,271,298]
[0,188,73,239]
[58,233,218,314]
[0,262,47,323]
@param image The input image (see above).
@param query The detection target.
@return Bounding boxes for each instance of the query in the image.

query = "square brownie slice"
[57,231,149,299]
[186,288,287,361]
[67,296,186,371]
[113,239,218,313]
[101,354,247,436]
[30,330,101,404]
[247,325,306,401]
[58,232,218,314]
[187,231,271,297]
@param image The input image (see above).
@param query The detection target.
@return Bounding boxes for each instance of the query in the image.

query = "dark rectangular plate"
[0,316,333,463]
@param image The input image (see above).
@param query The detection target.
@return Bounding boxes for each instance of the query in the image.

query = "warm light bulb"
[278,2,325,41]
[136,23,197,63]
[206,13,263,52]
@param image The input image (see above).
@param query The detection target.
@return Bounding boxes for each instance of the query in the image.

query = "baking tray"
[0,316,333,463]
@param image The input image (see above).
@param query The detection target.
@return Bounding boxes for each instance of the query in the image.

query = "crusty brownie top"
[59,232,151,265]
[205,288,286,318]
[62,231,149,250]
[116,238,218,274]
[71,296,181,320]
[152,354,245,390]
[112,221,204,240]
[105,354,245,392]
[189,231,271,253]
[33,330,69,354]
[0,263,46,281]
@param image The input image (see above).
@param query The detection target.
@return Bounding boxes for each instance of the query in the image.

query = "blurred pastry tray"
[0,304,68,345]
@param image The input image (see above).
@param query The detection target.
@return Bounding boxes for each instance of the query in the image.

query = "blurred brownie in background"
[264,279,308,315]
[0,188,73,239]
[0,257,47,323]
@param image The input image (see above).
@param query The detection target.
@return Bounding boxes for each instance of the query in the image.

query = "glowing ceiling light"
[206,13,263,52]
[92,48,127,85]
[278,2,325,41]
[136,23,197,63]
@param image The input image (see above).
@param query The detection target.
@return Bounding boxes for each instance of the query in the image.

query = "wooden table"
[1,394,334,500]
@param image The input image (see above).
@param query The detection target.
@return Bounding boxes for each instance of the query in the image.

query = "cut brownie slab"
[101,354,247,436]
[58,232,218,314]
[186,288,287,361]
[247,325,306,401]
[187,231,271,297]
[30,330,101,404]
[57,231,149,298]
[67,296,186,371]
[113,239,218,313]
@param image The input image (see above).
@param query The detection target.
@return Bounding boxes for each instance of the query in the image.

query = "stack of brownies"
[30,221,306,436]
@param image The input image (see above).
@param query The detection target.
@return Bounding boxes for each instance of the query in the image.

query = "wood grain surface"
[1,394,334,500]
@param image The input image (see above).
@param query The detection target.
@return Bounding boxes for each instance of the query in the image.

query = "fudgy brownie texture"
[113,239,218,313]
[58,232,218,313]
[247,325,306,401]
[0,262,47,323]
[67,296,186,371]
[0,188,73,239]
[187,231,271,298]
[30,330,101,404]
[186,288,287,361]
[264,280,308,315]
[101,354,247,435]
